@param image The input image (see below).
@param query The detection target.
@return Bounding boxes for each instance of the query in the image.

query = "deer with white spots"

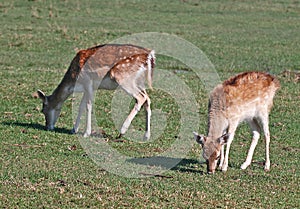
[193,71,280,174]
[37,44,155,139]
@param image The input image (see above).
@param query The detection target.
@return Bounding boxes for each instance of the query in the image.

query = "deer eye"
[215,155,220,160]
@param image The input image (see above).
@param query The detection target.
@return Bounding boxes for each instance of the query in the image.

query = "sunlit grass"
[0,0,299,208]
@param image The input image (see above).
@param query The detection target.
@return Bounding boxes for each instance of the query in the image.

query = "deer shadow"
[127,156,205,175]
[3,121,206,174]
[2,121,71,135]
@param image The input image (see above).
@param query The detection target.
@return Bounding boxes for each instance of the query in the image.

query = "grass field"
[1,0,300,208]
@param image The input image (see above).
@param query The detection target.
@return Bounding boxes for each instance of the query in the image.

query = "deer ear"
[218,133,230,145]
[37,90,47,104]
[193,131,206,146]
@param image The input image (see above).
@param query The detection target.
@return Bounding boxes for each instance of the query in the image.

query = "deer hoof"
[264,162,270,171]
[83,132,91,138]
[70,128,77,134]
[117,133,123,139]
[240,162,249,170]
[143,132,150,140]
[221,164,228,172]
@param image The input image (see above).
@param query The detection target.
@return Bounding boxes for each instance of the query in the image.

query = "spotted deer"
[193,71,280,174]
[37,44,155,139]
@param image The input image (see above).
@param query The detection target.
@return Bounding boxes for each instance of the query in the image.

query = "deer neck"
[207,111,227,139]
[207,86,228,139]
[49,76,75,109]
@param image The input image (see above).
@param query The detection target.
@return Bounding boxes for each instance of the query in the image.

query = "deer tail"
[146,50,155,90]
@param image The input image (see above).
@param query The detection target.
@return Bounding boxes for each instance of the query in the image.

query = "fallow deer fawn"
[193,71,280,174]
[37,44,155,139]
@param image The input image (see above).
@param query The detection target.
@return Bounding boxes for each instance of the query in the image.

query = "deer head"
[37,90,61,131]
[193,132,229,174]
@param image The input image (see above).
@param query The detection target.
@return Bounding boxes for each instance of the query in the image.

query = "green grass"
[1,0,299,208]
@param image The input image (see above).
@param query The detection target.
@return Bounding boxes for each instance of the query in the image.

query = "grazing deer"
[193,71,280,174]
[37,44,155,139]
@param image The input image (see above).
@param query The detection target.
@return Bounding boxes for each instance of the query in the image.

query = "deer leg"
[143,91,151,140]
[241,119,261,170]
[218,144,225,170]
[72,92,87,134]
[120,93,146,137]
[83,85,94,138]
[221,123,238,172]
[261,114,271,171]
